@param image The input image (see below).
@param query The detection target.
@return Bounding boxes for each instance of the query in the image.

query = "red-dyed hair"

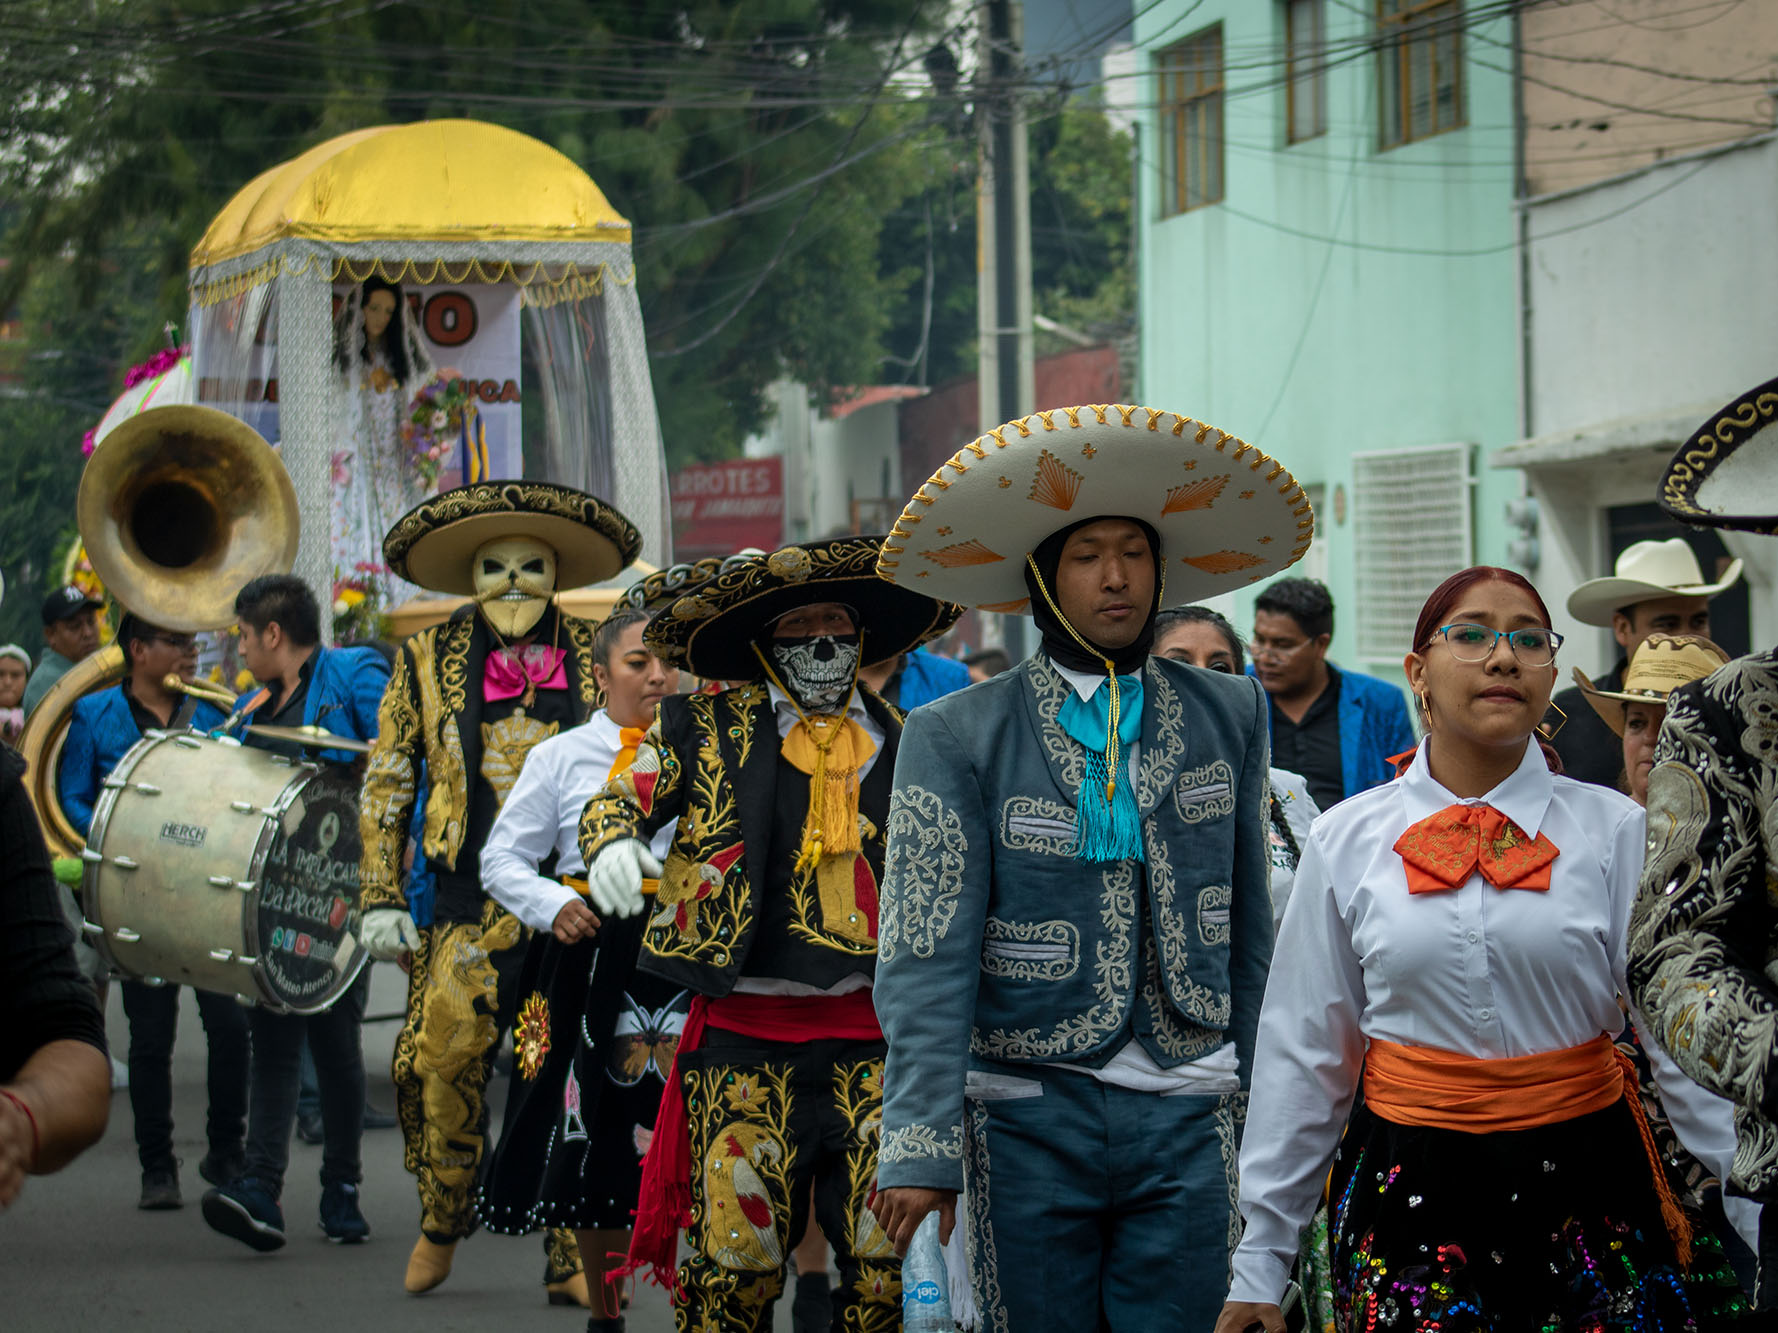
[1403,565,1563,776]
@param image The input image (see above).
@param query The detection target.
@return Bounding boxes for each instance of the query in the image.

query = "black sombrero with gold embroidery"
[619,557,725,615]
[383,481,643,596]
[645,537,963,680]
[1659,374,1778,535]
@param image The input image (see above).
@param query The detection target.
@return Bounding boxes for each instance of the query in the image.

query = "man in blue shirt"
[1250,577,1415,810]
[57,612,241,1211]
[200,576,389,1253]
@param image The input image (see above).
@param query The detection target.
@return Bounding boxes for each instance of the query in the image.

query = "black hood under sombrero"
[382,481,643,596]
[645,537,962,681]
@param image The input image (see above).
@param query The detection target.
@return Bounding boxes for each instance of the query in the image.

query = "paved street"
[3,965,811,1333]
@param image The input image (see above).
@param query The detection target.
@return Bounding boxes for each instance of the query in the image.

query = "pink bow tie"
[484,645,567,702]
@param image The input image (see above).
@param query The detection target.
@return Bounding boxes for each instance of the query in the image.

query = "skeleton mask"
[473,535,557,638]
[767,633,861,715]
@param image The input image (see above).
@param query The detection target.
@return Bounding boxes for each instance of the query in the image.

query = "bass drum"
[82,730,367,1013]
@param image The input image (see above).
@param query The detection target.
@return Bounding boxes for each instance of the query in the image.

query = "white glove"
[361,908,421,961]
[587,839,661,920]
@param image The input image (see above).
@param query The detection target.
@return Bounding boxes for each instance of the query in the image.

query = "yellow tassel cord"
[752,644,875,875]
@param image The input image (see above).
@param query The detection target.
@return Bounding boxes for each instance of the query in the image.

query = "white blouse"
[480,710,675,933]
[1227,737,1745,1305]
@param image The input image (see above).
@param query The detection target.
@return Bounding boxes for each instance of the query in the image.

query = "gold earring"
[1537,699,1567,742]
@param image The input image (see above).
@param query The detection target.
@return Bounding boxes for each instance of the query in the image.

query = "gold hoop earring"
[1537,699,1567,742]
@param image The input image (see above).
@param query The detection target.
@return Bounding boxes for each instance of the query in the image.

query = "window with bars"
[1378,0,1464,150]
[1285,0,1326,144]
[1157,26,1223,216]
[1351,443,1472,663]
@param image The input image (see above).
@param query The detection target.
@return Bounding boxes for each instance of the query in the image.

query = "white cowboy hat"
[1564,538,1742,628]
[875,404,1312,611]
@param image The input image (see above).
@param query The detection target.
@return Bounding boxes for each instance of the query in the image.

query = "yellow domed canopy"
[191,119,630,267]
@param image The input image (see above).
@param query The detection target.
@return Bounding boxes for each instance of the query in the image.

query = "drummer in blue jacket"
[868,405,1314,1330]
[56,611,241,1213]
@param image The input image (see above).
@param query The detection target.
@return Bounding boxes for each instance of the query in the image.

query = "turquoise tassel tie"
[1058,674,1145,863]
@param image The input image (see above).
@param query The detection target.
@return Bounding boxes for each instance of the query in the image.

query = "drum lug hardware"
[143,976,167,987]
[80,848,104,863]
[208,875,237,889]
[174,735,204,750]
[82,921,105,936]
[235,881,256,893]
[235,955,259,966]
[113,927,142,942]
[134,782,163,795]
[230,800,256,813]
[209,948,235,962]
[112,855,140,871]
[103,776,128,790]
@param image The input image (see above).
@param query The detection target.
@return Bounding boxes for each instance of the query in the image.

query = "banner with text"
[671,457,785,559]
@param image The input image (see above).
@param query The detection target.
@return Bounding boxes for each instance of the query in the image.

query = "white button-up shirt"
[480,710,675,933]
[1227,736,1748,1304]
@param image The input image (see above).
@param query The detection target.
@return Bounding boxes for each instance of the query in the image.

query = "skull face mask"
[473,535,557,638]
[768,633,862,715]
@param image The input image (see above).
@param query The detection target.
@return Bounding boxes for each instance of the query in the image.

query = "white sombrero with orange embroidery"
[876,403,1314,610]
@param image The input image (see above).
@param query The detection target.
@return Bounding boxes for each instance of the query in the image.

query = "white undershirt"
[1226,737,1750,1304]
[1044,658,1238,1096]
[480,710,675,932]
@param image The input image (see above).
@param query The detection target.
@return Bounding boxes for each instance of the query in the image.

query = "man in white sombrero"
[356,480,643,1303]
[1548,537,1741,788]
[868,405,1311,1329]
[1629,374,1778,1306]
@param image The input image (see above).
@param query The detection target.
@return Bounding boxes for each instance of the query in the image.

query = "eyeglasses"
[1433,623,1563,666]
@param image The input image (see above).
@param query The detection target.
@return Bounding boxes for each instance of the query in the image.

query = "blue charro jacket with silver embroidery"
[872,653,1273,1192]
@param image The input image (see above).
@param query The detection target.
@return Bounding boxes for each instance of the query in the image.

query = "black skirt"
[479,911,689,1234]
[1325,1096,1750,1330]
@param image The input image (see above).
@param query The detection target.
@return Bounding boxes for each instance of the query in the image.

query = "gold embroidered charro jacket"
[577,681,904,997]
[360,607,600,914]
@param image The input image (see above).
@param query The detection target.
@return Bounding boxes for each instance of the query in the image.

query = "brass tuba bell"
[19,404,300,856]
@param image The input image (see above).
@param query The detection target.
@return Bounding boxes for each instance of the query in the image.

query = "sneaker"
[295,1111,324,1145]
[110,1055,129,1090]
[138,1165,182,1210]
[319,1181,369,1243]
[362,1102,398,1130]
[202,1177,286,1252]
[198,1149,244,1187]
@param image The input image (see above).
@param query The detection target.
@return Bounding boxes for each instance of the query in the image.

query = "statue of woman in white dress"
[331,276,435,608]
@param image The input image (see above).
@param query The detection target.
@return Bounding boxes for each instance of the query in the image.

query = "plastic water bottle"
[901,1211,953,1332]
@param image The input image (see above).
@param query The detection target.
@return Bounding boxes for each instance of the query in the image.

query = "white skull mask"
[473,535,557,638]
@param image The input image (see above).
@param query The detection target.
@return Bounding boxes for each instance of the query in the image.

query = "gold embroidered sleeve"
[577,717,687,868]
[359,640,424,912]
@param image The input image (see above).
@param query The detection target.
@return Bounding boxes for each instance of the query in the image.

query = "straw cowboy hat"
[1660,373,1778,535]
[1572,633,1731,736]
[382,481,642,596]
[874,404,1312,611]
[646,537,963,681]
[1564,538,1742,629]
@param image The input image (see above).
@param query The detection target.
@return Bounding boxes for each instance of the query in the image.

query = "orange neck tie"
[609,726,647,781]
[1393,803,1558,895]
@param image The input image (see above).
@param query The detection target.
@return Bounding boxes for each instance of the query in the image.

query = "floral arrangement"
[83,345,191,456]
[402,370,476,489]
[332,563,388,643]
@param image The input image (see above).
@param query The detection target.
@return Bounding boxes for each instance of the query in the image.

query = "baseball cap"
[41,585,105,625]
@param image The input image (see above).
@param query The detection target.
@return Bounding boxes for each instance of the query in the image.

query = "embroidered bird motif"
[701,1123,786,1271]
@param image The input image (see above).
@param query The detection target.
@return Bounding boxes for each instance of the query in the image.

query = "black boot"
[585,1317,625,1333]
[792,1268,831,1333]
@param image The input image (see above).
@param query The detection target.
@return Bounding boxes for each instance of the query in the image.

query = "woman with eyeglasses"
[1215,567,1749,1333]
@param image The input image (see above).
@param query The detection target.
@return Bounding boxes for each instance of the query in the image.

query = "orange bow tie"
[609,726,648,781]
[1393,803,1558,895]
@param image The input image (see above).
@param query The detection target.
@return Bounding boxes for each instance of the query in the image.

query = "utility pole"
[977,0,1034,657]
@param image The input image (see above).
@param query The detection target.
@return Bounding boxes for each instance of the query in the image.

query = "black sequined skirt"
[479,913,688,1234]
[1326,1097,1749,1330]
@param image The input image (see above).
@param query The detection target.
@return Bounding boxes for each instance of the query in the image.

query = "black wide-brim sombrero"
[619,557,726,616]
[383,482,643,596]
[645,537,963,680]
[1660,374,1778,535]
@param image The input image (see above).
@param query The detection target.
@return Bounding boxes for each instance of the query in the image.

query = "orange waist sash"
[1362,1032,1693,1266]
[1364,1034,1622,1134]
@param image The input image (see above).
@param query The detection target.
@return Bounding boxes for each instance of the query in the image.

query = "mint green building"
[1134,1,1524,671]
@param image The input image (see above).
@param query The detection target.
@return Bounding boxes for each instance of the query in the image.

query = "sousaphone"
[18,404,299,856]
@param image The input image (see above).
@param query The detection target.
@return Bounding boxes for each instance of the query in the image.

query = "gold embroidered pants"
[391,899,579,1280]
[674,1034,900,1333]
